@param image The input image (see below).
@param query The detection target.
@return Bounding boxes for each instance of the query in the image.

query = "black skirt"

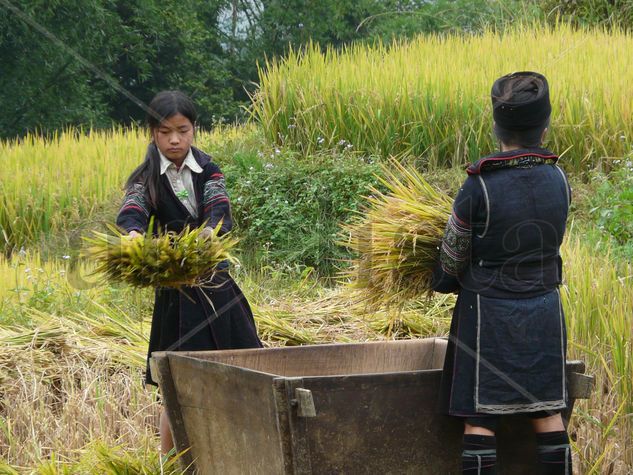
[439,288,568,417]
[145,271,262,386]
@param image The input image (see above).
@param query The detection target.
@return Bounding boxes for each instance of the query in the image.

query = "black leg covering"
[462,434,497,474]
[536,431,572,475]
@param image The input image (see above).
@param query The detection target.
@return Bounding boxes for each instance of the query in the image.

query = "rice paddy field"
[1,23,632,474]
[254,24,633,171]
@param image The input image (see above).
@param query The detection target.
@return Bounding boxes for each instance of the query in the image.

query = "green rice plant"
[0,443,188,475]
[83,221,238,289]
[0,463,20,475]
[339,159,452,309]
[85,442,187,474]
[0,249,153,329]
[561,234,633,469]
[253,23,633,171]
[0,125,259,255]
[0,127,146,255]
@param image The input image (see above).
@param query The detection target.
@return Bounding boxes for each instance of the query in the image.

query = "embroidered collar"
[159,148,203,175]
[466,148,558,175]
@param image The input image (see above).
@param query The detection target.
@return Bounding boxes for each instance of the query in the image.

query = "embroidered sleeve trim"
[203,175,229,213]
[440,211,472,276]
[120,183,149,217]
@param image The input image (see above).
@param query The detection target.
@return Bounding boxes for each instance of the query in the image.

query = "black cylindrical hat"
[491,71,551,131]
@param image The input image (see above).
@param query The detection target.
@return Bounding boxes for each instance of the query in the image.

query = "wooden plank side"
[153,345,591,474]
[167,354,285,475]
[150,354,195,474]
[431,337,448,369]
[272,378,294,474]
[172,339,442,377]
[293,367,589,474]
[297,370,462,474]
[283,378,313,475]
[568,372,594,399]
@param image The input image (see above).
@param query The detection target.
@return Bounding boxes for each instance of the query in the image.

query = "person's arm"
[431,176,481,293]
[200,163,232,236]
[116,183,150,234]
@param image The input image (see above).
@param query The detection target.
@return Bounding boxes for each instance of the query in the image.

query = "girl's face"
[152,113,195,162]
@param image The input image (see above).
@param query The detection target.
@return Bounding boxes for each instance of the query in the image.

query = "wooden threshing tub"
[150,338,592,474]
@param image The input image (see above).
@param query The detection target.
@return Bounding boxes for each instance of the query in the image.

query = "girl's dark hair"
[125,91,198,208]
[494,119,549,149]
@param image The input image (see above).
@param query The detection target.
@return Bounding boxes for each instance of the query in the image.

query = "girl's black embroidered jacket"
[115,146,262,387]
[117,146,232,236]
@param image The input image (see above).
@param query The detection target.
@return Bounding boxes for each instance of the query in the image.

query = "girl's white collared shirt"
[159,148,202,218]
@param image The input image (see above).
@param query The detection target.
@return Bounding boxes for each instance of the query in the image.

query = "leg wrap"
[536,431,572,475]
[462,434,497,474]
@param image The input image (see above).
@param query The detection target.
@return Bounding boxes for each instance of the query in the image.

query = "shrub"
[588,164,633,255]
[224,152,383,275]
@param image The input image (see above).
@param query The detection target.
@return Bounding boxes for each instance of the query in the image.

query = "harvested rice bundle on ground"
[83,220,238,288]
[340,159,452,309]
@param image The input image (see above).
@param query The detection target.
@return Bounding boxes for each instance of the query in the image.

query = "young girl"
[432,72,572,474]
[116,90,263,454]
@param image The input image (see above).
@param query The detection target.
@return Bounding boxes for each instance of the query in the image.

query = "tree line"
[2,0,629,139]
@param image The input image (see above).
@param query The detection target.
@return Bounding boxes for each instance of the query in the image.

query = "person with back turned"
[432,72,573,474]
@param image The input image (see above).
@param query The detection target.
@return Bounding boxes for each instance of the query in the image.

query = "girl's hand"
[199,226,213,240]
[128,230,142,238]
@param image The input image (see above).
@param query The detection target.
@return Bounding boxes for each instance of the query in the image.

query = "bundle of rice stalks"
[254,293,365,346]
[83,220,238,288]
[365,294,454,339]
[340,159,452,309]
[0,305,148,387]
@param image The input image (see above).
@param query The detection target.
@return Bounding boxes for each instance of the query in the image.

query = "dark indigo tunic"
[117,146,262,386]
[432,148,571,416]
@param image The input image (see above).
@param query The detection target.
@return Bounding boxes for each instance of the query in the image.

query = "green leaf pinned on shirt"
[176,190,189,200]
